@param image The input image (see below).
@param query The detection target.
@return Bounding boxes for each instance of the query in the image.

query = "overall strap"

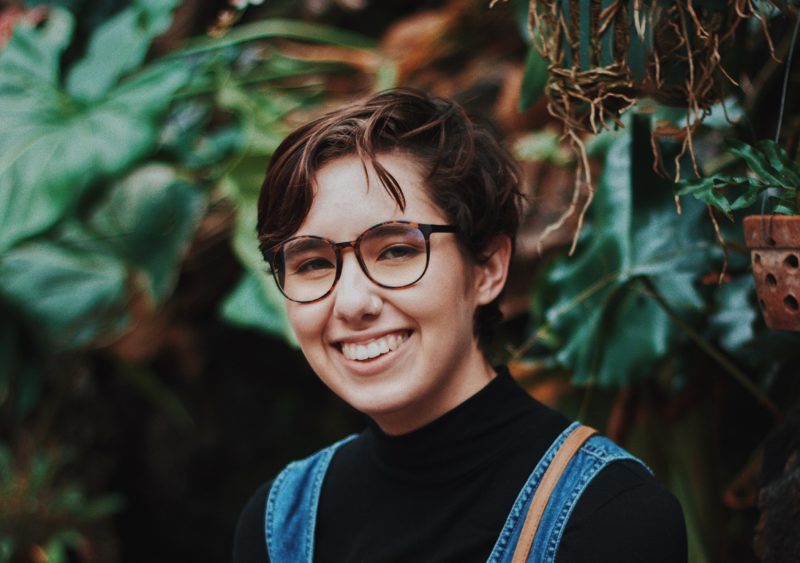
[486,421,651,563]
[265,434,357,563]
[510,425,597,563]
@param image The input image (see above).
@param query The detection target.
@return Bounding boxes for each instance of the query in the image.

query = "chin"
[343,380,416,414]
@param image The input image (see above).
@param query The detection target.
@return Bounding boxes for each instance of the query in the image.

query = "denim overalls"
[264,421,650,562]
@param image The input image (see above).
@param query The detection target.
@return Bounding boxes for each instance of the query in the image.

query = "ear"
[473,234,512,306]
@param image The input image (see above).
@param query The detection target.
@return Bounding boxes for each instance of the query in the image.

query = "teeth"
[341,332,409,361]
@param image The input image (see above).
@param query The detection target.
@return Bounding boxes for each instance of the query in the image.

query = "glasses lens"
[276,237,337,302]
[360,224,428,287]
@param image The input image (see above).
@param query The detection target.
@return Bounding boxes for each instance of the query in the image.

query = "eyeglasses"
[263,221,460,303]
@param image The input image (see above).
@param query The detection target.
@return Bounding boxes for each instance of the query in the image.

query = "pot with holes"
[744,215,800,331]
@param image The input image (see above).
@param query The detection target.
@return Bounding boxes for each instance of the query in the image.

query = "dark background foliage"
[1,0,799,561]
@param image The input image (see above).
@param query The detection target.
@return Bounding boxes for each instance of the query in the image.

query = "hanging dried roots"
[526,0,779,251]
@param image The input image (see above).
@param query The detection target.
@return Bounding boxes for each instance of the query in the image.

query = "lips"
[339,331,410,361]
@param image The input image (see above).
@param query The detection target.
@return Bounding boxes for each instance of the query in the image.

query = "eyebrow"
[371,224,417,237]
[283,237,331,254]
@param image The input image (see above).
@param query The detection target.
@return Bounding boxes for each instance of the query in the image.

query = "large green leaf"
[219,155,295,344]
[0,161,203,353]
[66,0,179,102]
[85,164,206,303]
[0,8,191,253]
[0,241,128,350]
[212,82,322,345]
[0,7,73,88]
[535,116,715,386]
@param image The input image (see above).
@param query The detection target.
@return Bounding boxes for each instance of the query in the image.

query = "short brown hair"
[257,88,524,349]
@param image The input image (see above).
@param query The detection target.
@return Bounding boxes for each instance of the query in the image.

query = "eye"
[377,244,423,261]
[295,257,335,273]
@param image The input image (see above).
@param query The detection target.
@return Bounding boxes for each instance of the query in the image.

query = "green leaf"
[219,155,295,344]
[513,130,571,166]
[0,13,191,253]
[216,83,306,154]
[177,19,376,57]
[86,164,206,303]
[676,175,769,216]
[519,47,549,111]
[29,449,66,497]
[221,271,295,344]
[756,139,800,186]
[772,201,797,214]
[0,8,73,89]
[43,532,78,563]
[66,0,179,102]
[0,241,128,350]
[512,0,533,44]
[727,178,768,211]
[535,117,714,386]
[80,493,125,520]
[725,138,787,187]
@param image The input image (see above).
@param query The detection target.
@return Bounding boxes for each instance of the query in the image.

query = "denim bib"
[264,421,650,562]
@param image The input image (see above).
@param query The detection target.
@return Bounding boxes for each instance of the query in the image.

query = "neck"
[361,365,551,485]
[371,347,496,436]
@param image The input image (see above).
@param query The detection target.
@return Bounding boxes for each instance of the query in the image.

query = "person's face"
[285,153,506,435]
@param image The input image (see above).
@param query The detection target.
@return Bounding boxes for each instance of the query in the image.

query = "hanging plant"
[525,0,778,251]
[677,138,800,331]
[528,0,775,139]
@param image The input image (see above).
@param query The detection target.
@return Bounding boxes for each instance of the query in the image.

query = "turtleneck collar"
[363,366,542,485]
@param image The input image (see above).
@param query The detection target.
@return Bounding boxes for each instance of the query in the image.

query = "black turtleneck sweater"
[234,369,687,562]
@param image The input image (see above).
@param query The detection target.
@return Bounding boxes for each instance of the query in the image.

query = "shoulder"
[559,460,687,563]
[232,435,361,563]
[233,481,272,563]
[269,433,360,499]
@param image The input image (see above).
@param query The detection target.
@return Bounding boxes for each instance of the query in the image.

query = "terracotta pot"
[743,215,800,331]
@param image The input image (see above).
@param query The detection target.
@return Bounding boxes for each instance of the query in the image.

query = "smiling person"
[233,89,687,562]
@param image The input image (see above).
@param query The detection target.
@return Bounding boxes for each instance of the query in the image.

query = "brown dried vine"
[526,0,776,253]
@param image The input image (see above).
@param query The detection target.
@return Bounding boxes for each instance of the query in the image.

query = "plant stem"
[636,277,783,421]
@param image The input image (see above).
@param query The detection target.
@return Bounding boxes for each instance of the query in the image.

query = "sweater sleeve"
[233,481,272,563]
[556,461,687,563]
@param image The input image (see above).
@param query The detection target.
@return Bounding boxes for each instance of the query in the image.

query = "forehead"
[296,153,445,238]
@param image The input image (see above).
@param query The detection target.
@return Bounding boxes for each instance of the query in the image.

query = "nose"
[332,251,383,323]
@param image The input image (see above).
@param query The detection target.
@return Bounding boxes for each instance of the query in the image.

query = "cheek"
[439,248,477,298]
[416,255,477,326]
[287,302,328,347]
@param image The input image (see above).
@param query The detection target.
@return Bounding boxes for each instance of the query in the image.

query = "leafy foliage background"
[1,0,799,562]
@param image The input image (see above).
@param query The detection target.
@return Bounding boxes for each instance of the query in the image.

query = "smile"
[340,331,410,361]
